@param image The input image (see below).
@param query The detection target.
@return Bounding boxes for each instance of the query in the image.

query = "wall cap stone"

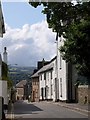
[78,85,89,88]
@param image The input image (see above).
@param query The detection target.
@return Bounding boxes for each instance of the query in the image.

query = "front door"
[55,78,57,101]
[33,91,35,102]
[41,88,44,100]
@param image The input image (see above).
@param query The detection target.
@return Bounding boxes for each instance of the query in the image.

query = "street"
[7,100,88,119]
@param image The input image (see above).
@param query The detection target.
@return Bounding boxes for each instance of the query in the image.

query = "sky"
[0,2,56,67]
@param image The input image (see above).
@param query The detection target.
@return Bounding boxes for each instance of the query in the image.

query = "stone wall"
[78,85,90,104]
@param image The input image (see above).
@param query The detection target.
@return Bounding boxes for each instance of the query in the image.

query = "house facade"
[31,72,39,102]
[57,35,77,102]
[16,80,27,100]
[39,56,57,101]
[31,35,78,103]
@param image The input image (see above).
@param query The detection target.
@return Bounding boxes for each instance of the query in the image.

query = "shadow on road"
[13,100,43,115]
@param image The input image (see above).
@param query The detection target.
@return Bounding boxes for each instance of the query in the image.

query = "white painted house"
[0,53,8,106]
[56,35,77,102]
[39,56,57,101]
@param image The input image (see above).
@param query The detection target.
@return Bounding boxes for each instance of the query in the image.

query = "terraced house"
[39,56,57,101]
[31,33,78,103]
[31,56,57,101]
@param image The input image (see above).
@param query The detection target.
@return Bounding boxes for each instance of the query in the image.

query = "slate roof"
[31,56,56,78]
[31,62,54,78]
[16,80,27,88]
[39,62,53,73]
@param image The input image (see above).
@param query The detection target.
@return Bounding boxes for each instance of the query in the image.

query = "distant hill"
[8,66,36,85]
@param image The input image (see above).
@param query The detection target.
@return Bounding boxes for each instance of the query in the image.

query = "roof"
[31,70,39,78]
[31,62,54,78]
[39,62,53,74]
[50,56,57,62]
[31,56,56,78]
[16,80,27,88]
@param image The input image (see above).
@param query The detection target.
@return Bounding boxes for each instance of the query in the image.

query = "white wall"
[39,58,57,101]
[0,65,1,80]
[57,35,67,101]
[52,59,57,101]
[0,80,8,105]
[39,73,45,100]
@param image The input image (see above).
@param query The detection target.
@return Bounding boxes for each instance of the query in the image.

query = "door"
[41,88,44,100]
[33,91,35,102]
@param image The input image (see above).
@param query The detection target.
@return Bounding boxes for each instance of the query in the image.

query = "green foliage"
[2,62,13,88]
[8,66,35,85]
[29,2,90,35]
[29,2,90,82]
[2,62,8,80]
[60,20,90,78]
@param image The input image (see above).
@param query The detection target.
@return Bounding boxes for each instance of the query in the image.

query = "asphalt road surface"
[9,100,88,119]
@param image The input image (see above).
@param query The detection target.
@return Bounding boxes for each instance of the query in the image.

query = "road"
[8,100,88,119]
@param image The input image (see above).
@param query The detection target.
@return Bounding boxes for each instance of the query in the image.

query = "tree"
[60,20,90,83]
[29,1,90,82]
[2,62,8,80]
[29,1,90,35]
[2,62,13,89]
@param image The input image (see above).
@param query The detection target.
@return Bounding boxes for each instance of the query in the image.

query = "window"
[47,72,49,80]
[60,55,62,69]
[45,87,46,97]
[41,75,42,81]
[44,73,46,80]
[50,71,53,79]
[60,78,62,97]
[55,60,57,74]
[51,84,53,95]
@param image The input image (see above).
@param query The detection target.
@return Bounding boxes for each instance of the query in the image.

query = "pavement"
[24,100,90,115]
[53,102,90,114]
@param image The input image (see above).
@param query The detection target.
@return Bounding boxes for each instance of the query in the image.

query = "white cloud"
[1,21,56,66]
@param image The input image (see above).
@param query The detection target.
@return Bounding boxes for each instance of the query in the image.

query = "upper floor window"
[41,75,42,81]
[60,55,62,69]
[55,60,57,74]
[51,84,53,95]
[47,72,49,80]
[50,71,53,79]
[44,73,46,80]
